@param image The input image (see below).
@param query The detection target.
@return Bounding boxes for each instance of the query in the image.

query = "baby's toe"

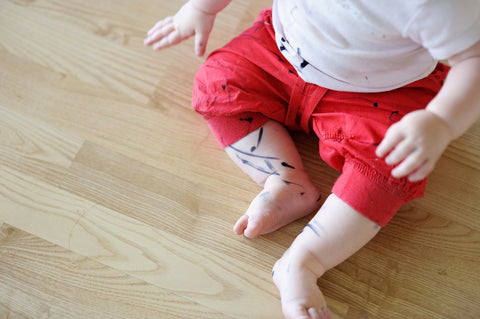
[233,215,249,235]
[243,216,264,238]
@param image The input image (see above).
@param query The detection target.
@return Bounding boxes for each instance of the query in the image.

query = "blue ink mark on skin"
[282,180,303,188]
[305,220,326,238]
[228,145,279,160]
[306,223,320,237]
[265,159,275,172]
[259,191,270,199]
[250,127,264,152]
[236,154,280,175]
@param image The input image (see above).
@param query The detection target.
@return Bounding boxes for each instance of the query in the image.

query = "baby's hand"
[144,1,216,56]
[376,110,454,182]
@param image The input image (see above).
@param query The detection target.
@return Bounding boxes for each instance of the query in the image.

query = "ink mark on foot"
[281,179,308,194]
[282,179,302,187]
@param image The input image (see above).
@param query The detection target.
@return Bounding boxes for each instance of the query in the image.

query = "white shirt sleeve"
[404,0,480,60]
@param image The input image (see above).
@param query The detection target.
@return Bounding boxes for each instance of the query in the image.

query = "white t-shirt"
[272,0,480,92]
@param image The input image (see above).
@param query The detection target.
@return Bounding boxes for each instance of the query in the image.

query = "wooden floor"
[1,1,479,318]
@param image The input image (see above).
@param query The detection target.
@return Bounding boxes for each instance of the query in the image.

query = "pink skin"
[144,0,229,56]
[232,170,321,238]
[272,194,380,319]
[376,109,453,182]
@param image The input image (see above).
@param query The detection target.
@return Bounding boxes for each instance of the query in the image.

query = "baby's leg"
[226,120,321,238]
[272,193,381,319]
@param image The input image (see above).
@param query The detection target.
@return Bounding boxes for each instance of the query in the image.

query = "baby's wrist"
[426,110,456,141]
[189,0,220,16]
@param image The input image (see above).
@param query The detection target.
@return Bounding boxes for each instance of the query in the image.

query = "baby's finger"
[376,127,404,158]
[145,23,175,46]
[384,140,416,165]
[407,160,433,182]
[147,16,173,36]
[194,31,209,56]
[152,30,184,51]
[391,151,425,179]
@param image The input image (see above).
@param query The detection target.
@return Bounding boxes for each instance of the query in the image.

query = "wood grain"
[1,0,479,318]
[0,223,227,319]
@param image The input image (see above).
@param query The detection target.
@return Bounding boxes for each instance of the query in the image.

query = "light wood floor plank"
[0,223,228,319]
[0,106,83,186]
[0,165,283,318]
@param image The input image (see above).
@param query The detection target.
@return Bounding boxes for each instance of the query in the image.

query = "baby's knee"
[332,160,426,226]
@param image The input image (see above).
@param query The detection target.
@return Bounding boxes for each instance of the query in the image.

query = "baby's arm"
[144,0,232,56]
[376,40,480,181]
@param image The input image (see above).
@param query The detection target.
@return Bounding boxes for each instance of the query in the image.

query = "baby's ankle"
[264,167,312,188]
[287,245,327,279]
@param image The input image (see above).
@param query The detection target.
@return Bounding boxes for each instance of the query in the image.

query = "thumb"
[194,31,209,56]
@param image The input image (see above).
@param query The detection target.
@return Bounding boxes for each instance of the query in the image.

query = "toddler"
[145,1,480,318]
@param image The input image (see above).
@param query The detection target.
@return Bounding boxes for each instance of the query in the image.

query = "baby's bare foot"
[233,170,321,238]
[272,249,332,319]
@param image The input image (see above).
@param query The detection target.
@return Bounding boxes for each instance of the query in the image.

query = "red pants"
[192,8,449,226]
